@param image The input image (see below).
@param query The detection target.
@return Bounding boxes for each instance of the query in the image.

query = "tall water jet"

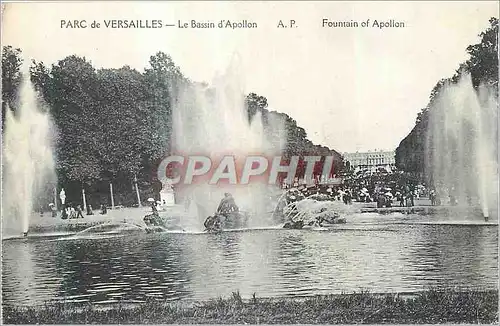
[171,55,286,230]
[426,74,498,220]
[2,69,56,236]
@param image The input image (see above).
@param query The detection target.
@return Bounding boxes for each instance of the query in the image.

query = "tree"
[396,17,499,178]
[144,52,186,155]
[96,67,145,177]
[465,17,498,88]
[2,46,23,128]
[50,56,103,184]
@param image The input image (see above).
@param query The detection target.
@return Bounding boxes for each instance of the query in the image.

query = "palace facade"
[343,150,395,169]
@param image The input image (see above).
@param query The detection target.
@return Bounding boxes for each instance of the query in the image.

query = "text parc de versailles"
[87,19,257,29]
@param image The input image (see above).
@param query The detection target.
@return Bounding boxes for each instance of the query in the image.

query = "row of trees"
[395,17,498,178]
[2,48,343,206]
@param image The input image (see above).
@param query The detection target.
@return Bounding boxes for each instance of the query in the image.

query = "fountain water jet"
[426,74,498,220]
[2,69,56,237]
[171,55,286,231]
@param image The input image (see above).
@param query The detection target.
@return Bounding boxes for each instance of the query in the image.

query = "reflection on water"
[405,225,497,289]
[2,216,498,306]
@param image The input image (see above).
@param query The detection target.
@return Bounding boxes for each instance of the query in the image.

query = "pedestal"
[160,181,176,206]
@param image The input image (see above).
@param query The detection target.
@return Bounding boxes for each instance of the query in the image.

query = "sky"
[1,1,498,153]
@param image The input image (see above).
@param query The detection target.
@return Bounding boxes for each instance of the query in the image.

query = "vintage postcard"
[1,1,498,324]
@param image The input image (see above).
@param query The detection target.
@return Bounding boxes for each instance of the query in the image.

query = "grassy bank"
[3,289,498,324]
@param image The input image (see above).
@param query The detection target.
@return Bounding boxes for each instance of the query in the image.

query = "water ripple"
[2,221,498,306]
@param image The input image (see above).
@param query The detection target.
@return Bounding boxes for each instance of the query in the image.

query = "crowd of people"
[281,166,436,209]
[39,202,109,219]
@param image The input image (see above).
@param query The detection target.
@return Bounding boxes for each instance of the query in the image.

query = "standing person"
[377,192,385,208]
[61,205,68,219]
[399,190,406,207]
[385,191,393,208]
[337,188,344,201]
[342,189,349,204]
[404,184,410,197]
[69,205,76,219]
[405,192,413,207]
[429,189,436,206]
[49,203,57,217]
[396,191,403,207]
[39,206,44,217]
[87,204,94,215]
[346,189,352,205]
[100,204,107,215]
[76,205,84,218]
